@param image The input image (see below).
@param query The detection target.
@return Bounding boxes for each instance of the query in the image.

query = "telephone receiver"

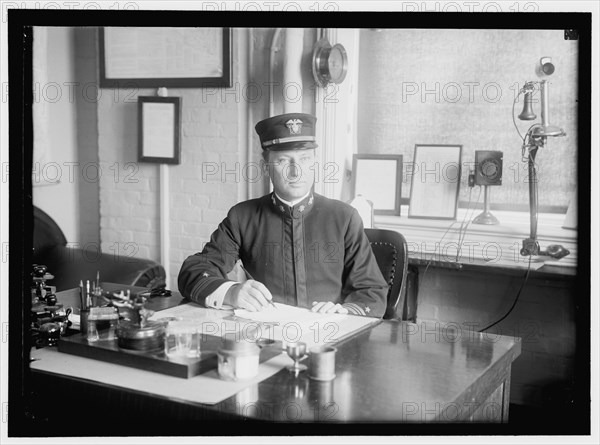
[540,244,570,259]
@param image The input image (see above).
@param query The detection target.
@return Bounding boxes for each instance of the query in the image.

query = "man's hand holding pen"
[223,278,349,315]
[224,264,347,314]
[224,280,275,312]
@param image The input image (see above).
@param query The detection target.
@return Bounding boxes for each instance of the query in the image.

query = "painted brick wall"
[97,32,243,289]
[96,28,319,288]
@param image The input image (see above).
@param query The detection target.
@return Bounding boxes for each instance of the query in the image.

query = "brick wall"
[96,28,319,288]
[97,32,244,288]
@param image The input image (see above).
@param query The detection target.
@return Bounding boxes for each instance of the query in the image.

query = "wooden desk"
[27,285,521,435]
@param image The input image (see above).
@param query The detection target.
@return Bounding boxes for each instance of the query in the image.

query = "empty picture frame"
[409,144,462,220]
[138,96,181,164]
[99,27,232,88]
[352,154,403,216]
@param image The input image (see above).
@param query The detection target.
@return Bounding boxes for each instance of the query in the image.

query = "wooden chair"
[364,228,409,320]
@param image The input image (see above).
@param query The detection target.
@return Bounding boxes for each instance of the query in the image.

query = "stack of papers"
[233,303,349,349]
[150,301,379,350]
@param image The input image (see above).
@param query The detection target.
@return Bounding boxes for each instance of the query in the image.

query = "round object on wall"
[312,39,348,88]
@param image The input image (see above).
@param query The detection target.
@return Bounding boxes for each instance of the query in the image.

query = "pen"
[79,280,84,309]
[86,280,91,308]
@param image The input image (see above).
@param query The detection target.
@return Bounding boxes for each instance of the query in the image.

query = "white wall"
[32,27,80,243]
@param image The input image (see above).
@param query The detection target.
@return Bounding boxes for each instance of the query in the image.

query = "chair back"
[33,206,67,259]
[364,228,409,320]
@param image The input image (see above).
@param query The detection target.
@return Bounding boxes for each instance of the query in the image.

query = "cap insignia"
[285,118,303,135]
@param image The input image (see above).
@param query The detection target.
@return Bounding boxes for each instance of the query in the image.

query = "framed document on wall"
[352,154,403,216]
[408,144,462,220]
[99,27,232,88]
[138,96,181,164]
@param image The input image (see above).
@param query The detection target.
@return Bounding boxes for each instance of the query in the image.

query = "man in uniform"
[178,113,388,317]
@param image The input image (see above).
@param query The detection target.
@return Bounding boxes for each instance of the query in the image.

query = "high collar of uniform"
[271,192,315,219]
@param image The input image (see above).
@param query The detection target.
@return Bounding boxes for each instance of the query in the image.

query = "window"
[357,29,578,214]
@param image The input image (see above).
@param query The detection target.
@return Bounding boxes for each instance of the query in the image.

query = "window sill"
[374,205,577,271]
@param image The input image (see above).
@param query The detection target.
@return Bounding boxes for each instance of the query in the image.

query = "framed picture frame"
[138,96,181,164]
[99,27,232,88]
[351,154,403,216]
[408,144,462,220]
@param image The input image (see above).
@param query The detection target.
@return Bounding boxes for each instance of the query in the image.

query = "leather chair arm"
[34,245,166,292]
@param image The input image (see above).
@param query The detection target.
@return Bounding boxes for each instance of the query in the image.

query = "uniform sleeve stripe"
[342,302,366,316]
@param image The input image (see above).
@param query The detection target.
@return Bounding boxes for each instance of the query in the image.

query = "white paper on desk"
[31,347,289,406]
[234,302,345,326]
[233,303,375,349]
[148,301,226,322]
[149,301,378,349]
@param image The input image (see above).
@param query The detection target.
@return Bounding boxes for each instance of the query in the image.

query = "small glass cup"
[86,319,100,342]
[164,320,200,359]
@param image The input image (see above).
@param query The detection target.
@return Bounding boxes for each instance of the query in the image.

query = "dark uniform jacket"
[178,192,388,318]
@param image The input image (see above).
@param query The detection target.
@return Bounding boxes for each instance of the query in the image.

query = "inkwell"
[112,290,166,352]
